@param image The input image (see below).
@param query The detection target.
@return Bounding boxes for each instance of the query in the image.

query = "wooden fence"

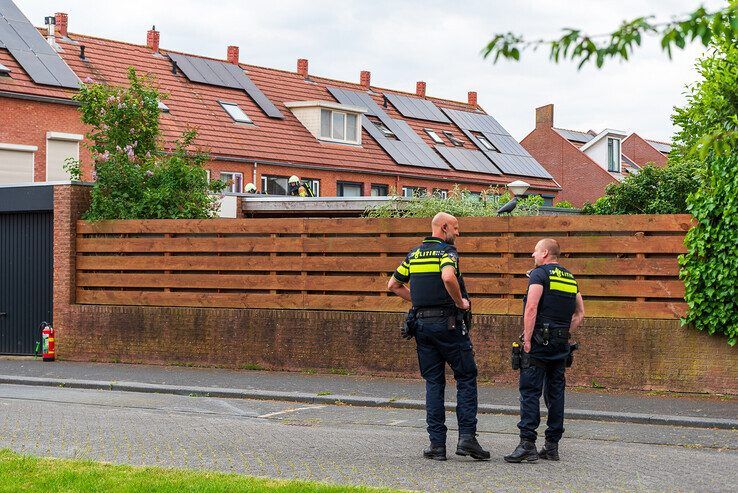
[75,215,692,319]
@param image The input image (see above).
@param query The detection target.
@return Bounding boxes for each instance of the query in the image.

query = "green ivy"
[673,34,738,346]
[67,68,225,220]
[364,185,542,218]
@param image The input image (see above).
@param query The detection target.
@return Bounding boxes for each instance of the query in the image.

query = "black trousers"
[517,360,566,443]
[415,317,478,446]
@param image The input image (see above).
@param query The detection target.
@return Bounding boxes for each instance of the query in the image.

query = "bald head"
[431,212,460,245]
[532,238,560,266]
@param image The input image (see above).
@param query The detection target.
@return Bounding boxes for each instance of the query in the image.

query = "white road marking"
[388,420,407,426]
[258,405,326,418]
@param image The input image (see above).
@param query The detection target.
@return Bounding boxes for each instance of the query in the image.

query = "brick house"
[0,3,559,201]
[520,104,671,207]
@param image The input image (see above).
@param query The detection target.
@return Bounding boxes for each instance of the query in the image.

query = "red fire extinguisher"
[41,322,55,362]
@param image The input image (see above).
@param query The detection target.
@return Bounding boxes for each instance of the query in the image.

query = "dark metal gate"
[0,185,54,355]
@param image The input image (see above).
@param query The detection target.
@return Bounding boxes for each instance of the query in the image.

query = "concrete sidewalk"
[0,358,735,429]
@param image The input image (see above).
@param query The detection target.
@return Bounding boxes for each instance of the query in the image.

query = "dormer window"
[425,129,444,144]
[285,100,365,145]
[443,131,464,146]
[475,133,498,152]
[219,101,253,124]
[320,109,358,143]
[607,137,621,172]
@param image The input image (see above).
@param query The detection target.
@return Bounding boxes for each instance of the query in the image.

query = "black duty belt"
[416,307,454,319]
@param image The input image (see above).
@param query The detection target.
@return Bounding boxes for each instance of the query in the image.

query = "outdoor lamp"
[496,180,531,214]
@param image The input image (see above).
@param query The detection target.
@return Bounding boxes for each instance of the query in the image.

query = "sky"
[16,0,726,142]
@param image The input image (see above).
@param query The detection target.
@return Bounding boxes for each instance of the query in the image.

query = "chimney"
[535,104,554,128]
[467,91,478,107]
[55,12,68,37]
[227,45,239,64]
[360,70,371,88]
[297,58,308,78]
[416,81,426,98]
[147,26,160,53]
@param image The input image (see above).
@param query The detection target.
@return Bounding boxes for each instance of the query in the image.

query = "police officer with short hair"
[504,238,585,463]
[388,212,490,461]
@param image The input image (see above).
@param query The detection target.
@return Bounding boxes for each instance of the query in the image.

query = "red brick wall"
[521,126,616,207]
[58,304,737,394]
[0,98,93,181]
[623,133,668,168]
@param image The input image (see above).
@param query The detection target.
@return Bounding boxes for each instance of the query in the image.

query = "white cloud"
[15,0,724,141]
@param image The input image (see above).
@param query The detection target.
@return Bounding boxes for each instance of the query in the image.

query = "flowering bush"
[67,68,224,220]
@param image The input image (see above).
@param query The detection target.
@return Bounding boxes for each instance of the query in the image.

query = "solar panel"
[327,86,449,170]
[169,52,284,119]
[554,128,595,143]
[646,140,671,153]
[384,93,450,123]
[435,146,501,175]
[0,0,79,89]
[442,108,552,179]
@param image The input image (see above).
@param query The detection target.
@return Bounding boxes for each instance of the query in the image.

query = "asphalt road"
[0,384,736,492]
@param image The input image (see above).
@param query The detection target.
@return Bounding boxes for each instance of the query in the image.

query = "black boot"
[504,440,539,463]
[456,434,491,461]
[539,441,559,461]
[423,444,447,461]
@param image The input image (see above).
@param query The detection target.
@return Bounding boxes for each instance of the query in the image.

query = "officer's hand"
[457,298,470,311]
[524,340,531,353]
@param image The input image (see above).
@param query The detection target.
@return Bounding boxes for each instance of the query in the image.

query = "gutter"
[0,90,79,106]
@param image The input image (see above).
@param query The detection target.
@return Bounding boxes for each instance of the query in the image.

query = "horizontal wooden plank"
[508,215,693,233]
[78,218,303,235]
[76,255,402,272]
[506,257,680,277]
[506,235,686,254]
[76,289,685,319]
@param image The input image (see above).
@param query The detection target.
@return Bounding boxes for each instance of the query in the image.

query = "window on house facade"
[402,186,427,198]
[607,137,621,172]
[220,171,243,193]
[367,117,397,140]
[432,188,448,199]
[424,129,444,144]
[262,175,288,195]
[337,181,363,197]
[474,133,498,152]
[320,109,359,143]
[442,131,464,146]
[302,178,321,197]
[46,132,82,181]
[371,184,388,196]
[219,101,253,124]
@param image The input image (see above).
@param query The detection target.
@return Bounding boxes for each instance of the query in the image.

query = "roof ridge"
[645,138,671,145]
[553,126,590,135]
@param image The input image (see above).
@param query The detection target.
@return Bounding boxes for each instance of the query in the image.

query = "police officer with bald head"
[505,238,585,463]
[388,212,490,461]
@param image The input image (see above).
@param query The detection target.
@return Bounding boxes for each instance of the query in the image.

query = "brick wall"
[521,125,616,207]
[0,98,93,181]
[623,133,668,168]
[58,304,737,394]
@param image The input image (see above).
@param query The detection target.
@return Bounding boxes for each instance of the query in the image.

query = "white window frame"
[262,175,289,195]
[424,129,444,144]
[320,109,360,144]
[302,177,321,197]
[607,137,621,172]
[475,134,497,152]
[219,101,253,124]
[432,188,448,199]
[220,171,243,193]
[369,117,397,139]
[402,186,427,198]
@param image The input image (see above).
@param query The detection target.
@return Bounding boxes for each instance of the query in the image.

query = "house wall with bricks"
[50,184,738,394]
[520,107,616,207]
[623,133,669,168]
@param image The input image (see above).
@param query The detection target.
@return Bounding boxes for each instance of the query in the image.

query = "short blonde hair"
[538,238,560,258]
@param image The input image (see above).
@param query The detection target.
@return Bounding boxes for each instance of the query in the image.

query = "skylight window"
[157,100,170,113]
[475,134,498,152]
[368,117,397,140]
[442,131,464,146]
[0,62,10,76]
[219,101,253,124]
[424,129,444,144]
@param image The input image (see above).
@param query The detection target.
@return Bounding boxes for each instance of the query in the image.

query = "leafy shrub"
[580,161,700,215]
[67,68,224,220]
[364,185,542,218]
[553,200,574,209]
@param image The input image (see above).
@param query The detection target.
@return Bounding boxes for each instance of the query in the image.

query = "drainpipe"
[253,162,258,188]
